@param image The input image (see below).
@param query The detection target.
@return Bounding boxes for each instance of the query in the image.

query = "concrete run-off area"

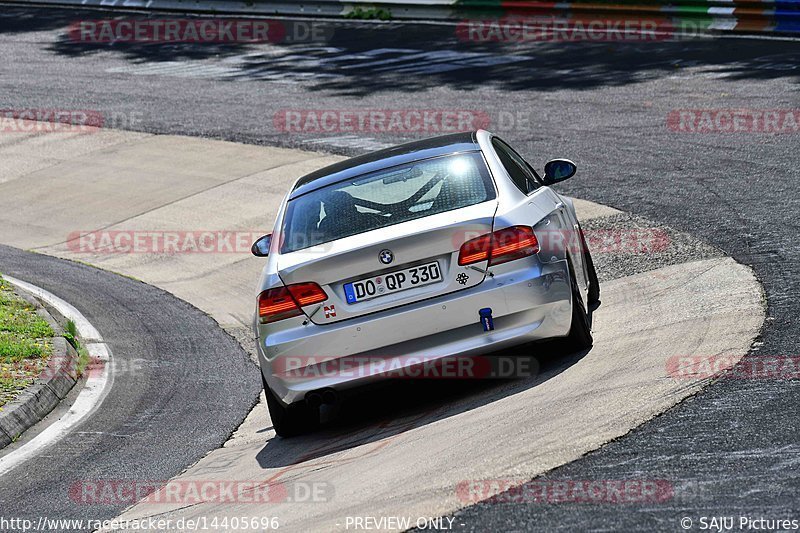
[0,122,765,531]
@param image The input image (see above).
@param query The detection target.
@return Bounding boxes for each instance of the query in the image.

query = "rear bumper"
[256,259,572,405]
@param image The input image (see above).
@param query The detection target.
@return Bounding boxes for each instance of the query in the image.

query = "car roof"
[290,131,481,199]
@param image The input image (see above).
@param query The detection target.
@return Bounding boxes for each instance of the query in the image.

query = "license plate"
[344,261,442,304]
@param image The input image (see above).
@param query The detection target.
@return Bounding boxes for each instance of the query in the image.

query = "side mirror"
[251,234,272,257]
[542,159,577,185]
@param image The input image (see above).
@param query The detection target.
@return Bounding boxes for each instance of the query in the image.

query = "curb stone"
[0,286,79,449]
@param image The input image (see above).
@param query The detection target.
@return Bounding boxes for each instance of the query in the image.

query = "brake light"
[257,282,327,324]
[489,226,540,265]
[287,282,328,307]
[458,226,539,266]
[457,234,493,265]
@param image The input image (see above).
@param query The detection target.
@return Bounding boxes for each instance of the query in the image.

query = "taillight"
[257,282,327,324]
[287,282,328,307]
[458,226,539,267]
[489,226,540,265]
[457,234,492,265]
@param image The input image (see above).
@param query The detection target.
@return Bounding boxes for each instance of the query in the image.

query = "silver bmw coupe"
[251,130,599,436]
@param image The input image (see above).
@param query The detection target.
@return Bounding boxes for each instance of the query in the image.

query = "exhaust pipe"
[321,389,338,405]
[305,391,323,408]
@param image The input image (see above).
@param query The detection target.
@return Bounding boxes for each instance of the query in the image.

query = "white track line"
[0,276,113,477]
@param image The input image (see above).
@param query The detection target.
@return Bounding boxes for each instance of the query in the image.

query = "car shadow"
[254,337,592,469]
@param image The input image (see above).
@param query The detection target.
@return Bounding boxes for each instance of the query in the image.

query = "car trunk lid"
[277,201,498,324]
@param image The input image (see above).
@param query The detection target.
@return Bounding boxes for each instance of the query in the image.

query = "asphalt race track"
[1,5,799,531]
[0,245,261,524]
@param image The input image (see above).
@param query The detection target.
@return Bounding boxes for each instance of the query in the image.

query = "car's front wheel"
[263,374,319,437]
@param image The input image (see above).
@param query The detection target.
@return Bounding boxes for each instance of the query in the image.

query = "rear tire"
[579,228,600,305]
[263,374,319,437]
[564,259,593,351]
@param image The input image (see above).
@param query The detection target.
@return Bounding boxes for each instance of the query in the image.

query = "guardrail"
[474,0,800,34]
[5,0,800,35]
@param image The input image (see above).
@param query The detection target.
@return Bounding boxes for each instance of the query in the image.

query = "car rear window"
[280,152,496,253]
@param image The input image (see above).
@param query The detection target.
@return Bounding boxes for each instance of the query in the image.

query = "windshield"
[280,152,496,253]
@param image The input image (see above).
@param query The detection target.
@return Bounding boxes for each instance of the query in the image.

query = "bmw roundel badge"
[379,249,394,264]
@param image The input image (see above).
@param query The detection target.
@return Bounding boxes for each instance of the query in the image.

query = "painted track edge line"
[0,276,114,477]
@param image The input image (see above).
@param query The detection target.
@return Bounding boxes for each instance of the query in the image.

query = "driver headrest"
[323,190,358,213]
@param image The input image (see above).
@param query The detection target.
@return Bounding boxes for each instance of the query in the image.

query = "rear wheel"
[263,374,319,437]
[584,249,600,305]
[564,258,593,351]
[579,227,600,305]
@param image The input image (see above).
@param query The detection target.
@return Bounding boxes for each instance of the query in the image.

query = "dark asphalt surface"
[0,245,261,530]
[1,5,800,531]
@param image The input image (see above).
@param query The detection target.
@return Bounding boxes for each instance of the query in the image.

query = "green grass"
[63,320,92,378]
[344,7,392,20]
[0,336,50,360]
[0,273,54,407]
[0,374,18,395]
[76,345,90,378]
[63,319,78,350]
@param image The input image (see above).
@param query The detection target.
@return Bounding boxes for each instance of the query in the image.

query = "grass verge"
[64,320,91,378]
[0,274,54,409]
